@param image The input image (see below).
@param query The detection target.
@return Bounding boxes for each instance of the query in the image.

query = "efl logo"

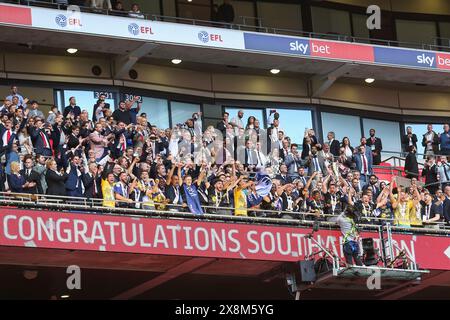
[198,30,223,43]
[55,14,82,28]
[128,23,154,36]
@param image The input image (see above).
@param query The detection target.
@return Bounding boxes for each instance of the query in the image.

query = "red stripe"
[0,5,32,26]
[310,40,374,62]
[437,53,450,70]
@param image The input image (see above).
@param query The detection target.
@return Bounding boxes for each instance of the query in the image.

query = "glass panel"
[352,13,370,39]
[396,20,437,46]
[140,97,170,129]
[214,0,254,25]
[321,113,361,149]
[311,6,351,36]
[362,118,401,158]
[162,0,177,17]
[63,90,115,119]
[225,107,265,129]
[404,123,444,156]
[171,101,201,127]
[265,108,312,146]
[257,2,302,30]
[439,22,450,46]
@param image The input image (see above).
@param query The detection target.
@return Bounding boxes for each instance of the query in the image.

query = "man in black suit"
[443,185,450,223]
[275,164,291,185]
[20,154,40,194]
[216,112,229,137]
[401,126,418,154]
[63,96,81,119]
[0,111,28,156]
[28,118,53,157]
[82,162,102,199]
[420,190,442,223]
[243,139,257,169]
[327,131,341,158]
[404,146,419,179]
[111,121,132,159]
[366,128,383,165]
[422,155,439,194]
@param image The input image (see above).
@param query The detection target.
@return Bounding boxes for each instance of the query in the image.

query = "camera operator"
[330,205,363,266]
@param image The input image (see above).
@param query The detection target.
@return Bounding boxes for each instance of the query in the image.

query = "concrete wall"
[1,52,449,118]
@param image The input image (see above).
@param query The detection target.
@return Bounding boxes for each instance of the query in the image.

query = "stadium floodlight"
[365,78,375,84]
[171,59,182,65]
[66,48,78,54]
[60,295,70,299]
[270,69,280,74]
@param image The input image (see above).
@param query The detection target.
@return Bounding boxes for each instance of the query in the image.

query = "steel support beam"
[112,257,216,300]
[113,42,159,79]
[310,63,358,97]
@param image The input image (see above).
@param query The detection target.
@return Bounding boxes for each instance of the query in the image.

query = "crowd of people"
[1,84,450,228]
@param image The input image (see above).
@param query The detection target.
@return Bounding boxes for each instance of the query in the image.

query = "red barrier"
[0,208,448,270]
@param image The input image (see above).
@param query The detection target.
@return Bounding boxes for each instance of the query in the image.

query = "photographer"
[330,205,363,266]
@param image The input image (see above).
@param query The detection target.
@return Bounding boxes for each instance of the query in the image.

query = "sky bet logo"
[289,40,309,54]
[55,14,82,28]
[417,53,435,67]
[128,23,154,36]
[198,30,223,43]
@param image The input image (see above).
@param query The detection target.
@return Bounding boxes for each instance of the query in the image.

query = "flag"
[255,172,272,197]
[183,184,204,215]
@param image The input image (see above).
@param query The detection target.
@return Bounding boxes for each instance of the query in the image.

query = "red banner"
[437,52,450,70]
[0,208,448,270]
[0,5,32,26]
[310,40,374,62]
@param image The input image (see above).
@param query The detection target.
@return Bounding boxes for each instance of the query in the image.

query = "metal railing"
[0,192,448,234]
[3,0,450,53]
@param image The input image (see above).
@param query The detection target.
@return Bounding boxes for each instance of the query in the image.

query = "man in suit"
[443,185,450,223]
[422,124,439,159]
[285,143,303,178]
[28,118,53,157]
[404,146,419,179]
[63,96,81,119]
[33,154,48,194]
[363,174,380,199]
[438,155,450,189]
[366,129,383,165]
[327,131,341,157]
[20,154,40,194]
[420,190,442,223]
[306,146,327,176]
[279,138,290,162]
[401,126,418,154]
[216,112,230,137]
[275,164,291,185]
[354,145,373,183]
[0,111,28,156]
[111,121,132,159]
[243,139,257,169]
[89,122,112,162]
[51,114,68,155]
[422,155,439,194]
[65,154,84,198]
[82,162,102,199]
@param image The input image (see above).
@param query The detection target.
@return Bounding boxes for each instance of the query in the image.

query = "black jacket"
[401,134,418,152]
[404,152,419,178]
[82,172,102,199]
[20,168,40,194]
[46,169,68,196]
